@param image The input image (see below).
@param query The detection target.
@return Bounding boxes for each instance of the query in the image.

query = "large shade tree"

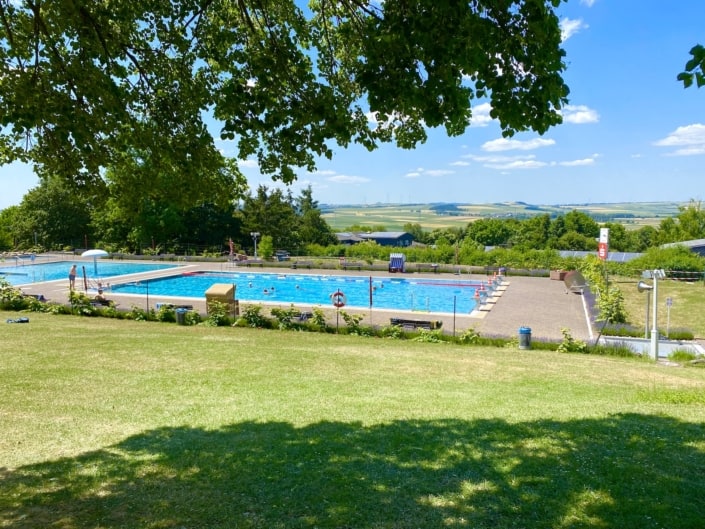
[0,0,570,199]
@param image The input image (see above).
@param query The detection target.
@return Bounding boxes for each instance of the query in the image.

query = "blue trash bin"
[518,326,532,350]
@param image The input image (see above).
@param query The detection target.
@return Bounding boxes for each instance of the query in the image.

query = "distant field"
[322,201,686,232]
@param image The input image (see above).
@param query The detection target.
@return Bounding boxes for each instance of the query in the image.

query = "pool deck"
[16,260,593,342]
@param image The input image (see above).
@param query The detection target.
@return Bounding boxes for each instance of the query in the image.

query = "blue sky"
[1,0,704,209]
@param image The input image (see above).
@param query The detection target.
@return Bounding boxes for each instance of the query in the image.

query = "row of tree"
[401,201,705,254]
[2,168,705,263]
[0,178,335,256]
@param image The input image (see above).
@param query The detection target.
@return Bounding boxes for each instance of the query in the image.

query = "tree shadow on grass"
[1,414,703,528]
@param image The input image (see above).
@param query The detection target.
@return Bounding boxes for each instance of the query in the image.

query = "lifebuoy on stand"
[330,290,347,308]
[330,289,346,332]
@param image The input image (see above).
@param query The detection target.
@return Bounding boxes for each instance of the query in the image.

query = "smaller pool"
[0,260,179,286]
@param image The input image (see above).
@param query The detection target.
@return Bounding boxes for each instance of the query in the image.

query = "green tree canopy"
[678,44,705,88]
[14,177,94,249]
[0,0,569,198]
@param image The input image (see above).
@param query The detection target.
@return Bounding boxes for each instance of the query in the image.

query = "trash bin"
[176,308,188,325]
[518,326,531,350]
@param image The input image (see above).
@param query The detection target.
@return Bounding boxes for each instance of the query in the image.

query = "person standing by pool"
[68,264,77,290]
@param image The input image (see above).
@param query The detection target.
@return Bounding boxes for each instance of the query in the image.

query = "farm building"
[335,231,415,247]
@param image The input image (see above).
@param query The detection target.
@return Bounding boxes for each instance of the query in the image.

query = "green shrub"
[156,305,176,322]
[379,324,404,339]
[412,329,445,343]
[308,307,328,331]
[270,305,302,330]
[126,305,151,321]
[69,290,98,316]
[665,328,695,340]
[339,310,371,336]
[459,327,481,344]
[668,349,698,363]
[183,310,201,326]
[0,278,30,310]
[557,328,587,354]
[241,304,270,328]
[205,300,231,327]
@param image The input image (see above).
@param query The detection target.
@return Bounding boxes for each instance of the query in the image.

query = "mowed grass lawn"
[2,312,705,529]
[615,275,705,339]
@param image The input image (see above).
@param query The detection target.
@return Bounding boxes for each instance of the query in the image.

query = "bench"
[91,298,117,308]
[291,261,313,269]
[295,311,314,322]
[343,261,363,271]
[390,318,443,331]
[155,303,194,310]
[415,263,440,274]
[23,293,48,302]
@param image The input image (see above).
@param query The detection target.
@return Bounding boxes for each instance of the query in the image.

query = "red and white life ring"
[330,290,347,308]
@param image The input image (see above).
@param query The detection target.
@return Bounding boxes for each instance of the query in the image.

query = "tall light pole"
[250,232,260,259]
[640,269,666,360]
[637,280,652,339]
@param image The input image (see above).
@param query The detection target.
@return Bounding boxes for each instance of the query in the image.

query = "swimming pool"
[0,260,179,286]
[111,271,492,314]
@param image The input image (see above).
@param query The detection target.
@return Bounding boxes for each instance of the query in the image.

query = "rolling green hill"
[322,201,685,232]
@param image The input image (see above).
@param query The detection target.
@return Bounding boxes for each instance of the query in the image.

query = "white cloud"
[465,154,537,164]
[558,157,596,167]
[560,105,599,124]
[465,153,543,170]
[654,124,705,156]
[486,160,547,170]
[405,167,455,178]
[469,102,494,127]
[666,146,705,156]
[482,137,555,152]
[450,160,470,166]
[560,18,588,41]
[237,158,258,169]
[465,151,598,171]
[581,0,596,6]
[327,174,371,184]
[425,169,455,177]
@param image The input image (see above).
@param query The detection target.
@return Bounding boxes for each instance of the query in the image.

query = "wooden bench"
[291,260,313,270]
[343,261,363,271]
[390,318,443,331]
[415,263,440,274]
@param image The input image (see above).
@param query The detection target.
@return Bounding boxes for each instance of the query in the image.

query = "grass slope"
[614,275,705,339]
[2,312,704,528]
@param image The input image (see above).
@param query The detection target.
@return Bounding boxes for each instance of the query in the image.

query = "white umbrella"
[81,249,109,275]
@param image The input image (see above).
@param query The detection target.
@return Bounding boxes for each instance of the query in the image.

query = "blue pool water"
[0,260,179,286]
[111,271,490,314]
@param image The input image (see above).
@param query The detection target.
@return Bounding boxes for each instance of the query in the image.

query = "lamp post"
[250,232,260,259]
[639,269,666,360]
[637,280,652,339]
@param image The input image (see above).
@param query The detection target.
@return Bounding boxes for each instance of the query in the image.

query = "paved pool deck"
[15,260,594,342]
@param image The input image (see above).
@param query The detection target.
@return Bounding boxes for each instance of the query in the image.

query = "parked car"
[275,250,290,261]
